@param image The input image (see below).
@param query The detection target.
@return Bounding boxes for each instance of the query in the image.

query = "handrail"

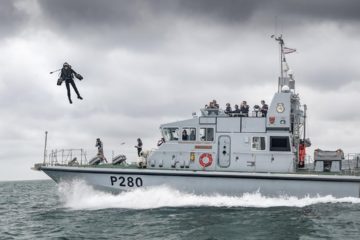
[47,149,88,166]
[43,148,360,176]
[45,148,135,166]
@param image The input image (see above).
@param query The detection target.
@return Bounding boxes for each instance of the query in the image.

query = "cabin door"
[218,135,231,167]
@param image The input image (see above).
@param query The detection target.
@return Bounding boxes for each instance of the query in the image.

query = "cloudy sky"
[1,0,360,181]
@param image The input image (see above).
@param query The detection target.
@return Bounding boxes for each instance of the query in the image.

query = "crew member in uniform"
[95,138,106,162]
[189,129,196,141]
[60,62,83,104]
[240,101,249,116]
[232,104,240,116]
[135,138,143,156]
[261,100,269,117]
[225,103,232,115]
[182,130,189,141]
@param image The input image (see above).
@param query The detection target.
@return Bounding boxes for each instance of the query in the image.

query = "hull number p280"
[110,176,143,187]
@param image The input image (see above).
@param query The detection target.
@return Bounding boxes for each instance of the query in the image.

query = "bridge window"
[163,128,179,141]
[200,128,214,142]
[270,136,290,152]
[252,137,265,150]
[182,128,196,141]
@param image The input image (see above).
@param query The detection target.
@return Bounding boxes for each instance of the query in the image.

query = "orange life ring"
[199,153,213,167]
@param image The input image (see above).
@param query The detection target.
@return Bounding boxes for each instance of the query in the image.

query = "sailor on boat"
[261,100,269,117]
[135,138,143,157]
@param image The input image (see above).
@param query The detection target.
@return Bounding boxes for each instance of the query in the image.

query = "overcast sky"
[1,0,360,181]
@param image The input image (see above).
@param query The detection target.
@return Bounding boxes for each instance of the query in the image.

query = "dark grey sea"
[1,180,360,240]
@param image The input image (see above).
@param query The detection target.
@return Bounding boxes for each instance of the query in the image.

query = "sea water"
[1,180,360,239]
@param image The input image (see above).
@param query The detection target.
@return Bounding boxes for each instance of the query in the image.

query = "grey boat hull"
[40,166,360,198]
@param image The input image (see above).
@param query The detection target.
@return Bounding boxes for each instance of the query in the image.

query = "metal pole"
[273,35,284,92]
[51,150,53,165]
[43,131,48,164]
[303,104,307,141]
[280,37,283,83]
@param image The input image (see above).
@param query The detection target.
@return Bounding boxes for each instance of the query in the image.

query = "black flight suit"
[60,67,81,103]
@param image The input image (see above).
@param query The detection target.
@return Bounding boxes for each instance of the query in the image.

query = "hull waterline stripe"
[41,167,360,183]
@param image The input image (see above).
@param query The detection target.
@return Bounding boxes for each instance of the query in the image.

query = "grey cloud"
[301,70,359,91]
[3,0,360,44]
[178,0,360,23]
[0,0,28,38]
[37,0,360,30]
[275,0,360,22]
[37,0,174,50]
[39,0,148,27]
[31,0,360,52]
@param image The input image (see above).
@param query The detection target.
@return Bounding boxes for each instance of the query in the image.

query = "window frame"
[269,136,291,152]
[251,136,266,151]
[181,127,197,141]
[162,127,179,142]
[199,127,215,142]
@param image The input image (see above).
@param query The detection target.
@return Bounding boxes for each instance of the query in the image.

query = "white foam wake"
[57,180,360,210]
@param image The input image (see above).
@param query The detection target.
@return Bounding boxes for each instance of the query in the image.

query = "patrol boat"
[33,36,360,198]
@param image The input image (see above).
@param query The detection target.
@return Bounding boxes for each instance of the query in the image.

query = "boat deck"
[35,148,360,176]
[33,162,360,177]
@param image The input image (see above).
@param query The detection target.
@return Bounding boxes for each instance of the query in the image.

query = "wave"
[57,180,360,210]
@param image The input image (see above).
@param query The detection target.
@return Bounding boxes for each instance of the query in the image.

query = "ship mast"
[272,35,309,167]
[271,34,296,93]
[278,35,285,84]
[272,34,285,92]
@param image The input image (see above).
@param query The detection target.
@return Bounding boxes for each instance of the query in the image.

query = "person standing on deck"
[240,101,249,116]
[225,103,232,115]
[135,138,143,157]
[261,100,269,117]
[95,138,106,162]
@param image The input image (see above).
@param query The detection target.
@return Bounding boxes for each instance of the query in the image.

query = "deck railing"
[342,153,360,174]
[302,153,360,175]
[44,148,148,166]
[46,149,88,166]
[43,148,360,175]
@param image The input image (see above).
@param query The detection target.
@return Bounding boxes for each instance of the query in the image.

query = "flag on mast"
[284,47,296,54]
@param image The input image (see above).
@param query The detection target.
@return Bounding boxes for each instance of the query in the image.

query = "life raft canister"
[199,153,213,167]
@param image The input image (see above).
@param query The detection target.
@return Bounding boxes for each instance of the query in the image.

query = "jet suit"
[60,62,82,104]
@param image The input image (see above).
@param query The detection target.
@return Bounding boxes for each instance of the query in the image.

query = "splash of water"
[58,180,360,210]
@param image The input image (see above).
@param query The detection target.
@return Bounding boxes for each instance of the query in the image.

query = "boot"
[69,98,73,104]
[78,96,83,100]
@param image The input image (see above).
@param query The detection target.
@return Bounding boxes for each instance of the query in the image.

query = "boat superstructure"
[33,36,360,198]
